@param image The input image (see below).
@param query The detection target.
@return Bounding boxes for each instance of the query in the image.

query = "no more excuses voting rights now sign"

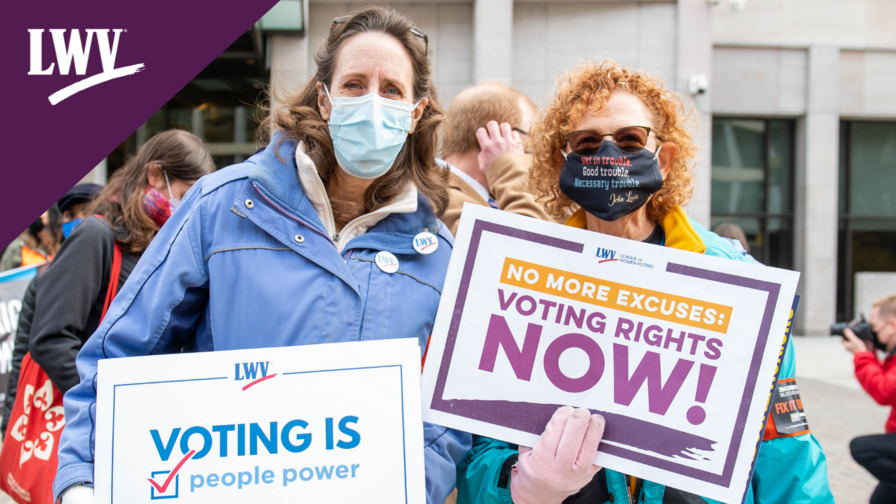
[421,204,799,503]
[94,339,425,504]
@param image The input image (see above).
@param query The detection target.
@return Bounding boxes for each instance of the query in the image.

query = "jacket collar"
[444,162,489,204]
[294,140,419,252]
[564,206,706,254]
[246,133,439,255]
[248,133,309,214]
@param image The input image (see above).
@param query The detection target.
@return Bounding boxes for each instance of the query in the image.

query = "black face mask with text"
[559,142,664,222]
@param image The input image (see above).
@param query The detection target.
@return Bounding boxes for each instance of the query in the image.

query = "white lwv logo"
[28,29,144,105]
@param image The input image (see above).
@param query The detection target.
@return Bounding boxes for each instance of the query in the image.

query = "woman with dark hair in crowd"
[55,7,470,504]
[0,130,211,504]
[28,129,213,396]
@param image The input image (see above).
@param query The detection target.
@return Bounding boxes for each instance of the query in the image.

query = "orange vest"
[20,246,46,266]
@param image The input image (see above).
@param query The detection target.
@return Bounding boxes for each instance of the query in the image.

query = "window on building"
[107,27,268,176]
[837,121,896,321]
[710,118,795,269]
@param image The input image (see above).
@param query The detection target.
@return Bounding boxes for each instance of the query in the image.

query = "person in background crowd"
[440,82,551,235]
[845,296,896,504]
[58,183,104,238]
[54,8,470,504]
[713,222,759,264]
[28,130,212,399]
[0,216,52,272]
[1,183,103,437]
[42,206,64,257]
[456,60,833,504]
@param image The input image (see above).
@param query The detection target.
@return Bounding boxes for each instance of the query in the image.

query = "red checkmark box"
[148,450,195,494]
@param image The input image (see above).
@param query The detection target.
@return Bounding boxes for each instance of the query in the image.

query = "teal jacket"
[455,209,834,504]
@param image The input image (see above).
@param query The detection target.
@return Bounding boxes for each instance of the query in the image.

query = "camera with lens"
[831,315,883,349]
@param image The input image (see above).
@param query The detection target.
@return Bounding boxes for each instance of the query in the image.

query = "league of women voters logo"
[8,379,66,466]
[28,29,144,105]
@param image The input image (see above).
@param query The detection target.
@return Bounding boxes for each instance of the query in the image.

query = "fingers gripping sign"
[510,407,606,504]
[477,120,525,182]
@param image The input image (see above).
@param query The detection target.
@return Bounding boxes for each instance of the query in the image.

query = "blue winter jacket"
[53,135,473,502]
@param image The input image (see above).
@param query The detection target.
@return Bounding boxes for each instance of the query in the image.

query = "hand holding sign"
[511,407,605,504]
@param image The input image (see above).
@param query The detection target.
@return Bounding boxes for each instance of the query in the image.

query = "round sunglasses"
[564,126,658,155]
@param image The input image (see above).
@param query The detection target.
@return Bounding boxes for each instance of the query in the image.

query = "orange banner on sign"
[499,258,733,334]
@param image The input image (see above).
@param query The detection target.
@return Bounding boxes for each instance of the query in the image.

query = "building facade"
[81,0,896,334]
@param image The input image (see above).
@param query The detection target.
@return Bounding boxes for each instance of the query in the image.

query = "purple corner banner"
[0,0,279,247]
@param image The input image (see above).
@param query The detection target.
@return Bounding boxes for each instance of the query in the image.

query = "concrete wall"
[304,1,686,107]
[712,47,807,116]
[78,159,108,186]
[712,0,896,49]
[855,272,896,320]
[510,2,677,105]
[308,2,475,103]
[840,50,896,118]
[711,46,896,120]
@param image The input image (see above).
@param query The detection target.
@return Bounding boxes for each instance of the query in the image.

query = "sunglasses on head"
[564,126,658,156]
[331,15,429,54]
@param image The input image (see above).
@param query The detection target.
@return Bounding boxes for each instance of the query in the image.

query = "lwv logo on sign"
[234,361,278,390]
[596,247,618,263]
[28,29,144,105]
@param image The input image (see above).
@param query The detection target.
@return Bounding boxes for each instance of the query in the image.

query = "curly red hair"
[529,60,697,222]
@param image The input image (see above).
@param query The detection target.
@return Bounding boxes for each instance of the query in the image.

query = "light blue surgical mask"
[163,169,180,212]
[62,218,83,239]
[324,84,420,179]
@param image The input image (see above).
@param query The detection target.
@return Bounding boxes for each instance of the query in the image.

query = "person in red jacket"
[844,295,896,504]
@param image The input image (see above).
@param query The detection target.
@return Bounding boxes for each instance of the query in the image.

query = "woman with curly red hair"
[456,61,833,504]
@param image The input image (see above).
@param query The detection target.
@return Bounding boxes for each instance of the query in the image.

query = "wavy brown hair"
[529,60,697,223]
[261,6,449,218]
[88,129,214,254]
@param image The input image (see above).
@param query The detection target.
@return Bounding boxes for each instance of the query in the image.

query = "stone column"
[269,0,311,113]
[270,32,310,110]
[794,45,840,335]
[78,158,108,186]
[473,0,513,85]
[676,0,713,227]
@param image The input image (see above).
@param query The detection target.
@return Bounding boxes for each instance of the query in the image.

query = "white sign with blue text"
[94,339,425,504]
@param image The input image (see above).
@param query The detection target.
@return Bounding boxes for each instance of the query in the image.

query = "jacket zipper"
[253,183,337,249]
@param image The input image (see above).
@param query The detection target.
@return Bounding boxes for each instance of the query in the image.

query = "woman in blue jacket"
[54,7,471,504]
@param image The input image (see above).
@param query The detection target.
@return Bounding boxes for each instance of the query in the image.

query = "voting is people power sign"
[421,204,800,503]
[94,339,425,504]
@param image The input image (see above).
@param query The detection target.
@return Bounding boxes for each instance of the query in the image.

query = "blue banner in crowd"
[0,264,40,404]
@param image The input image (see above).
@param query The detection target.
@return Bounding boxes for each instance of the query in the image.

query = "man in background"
[439,82,553,235]
[844,295,896,504]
